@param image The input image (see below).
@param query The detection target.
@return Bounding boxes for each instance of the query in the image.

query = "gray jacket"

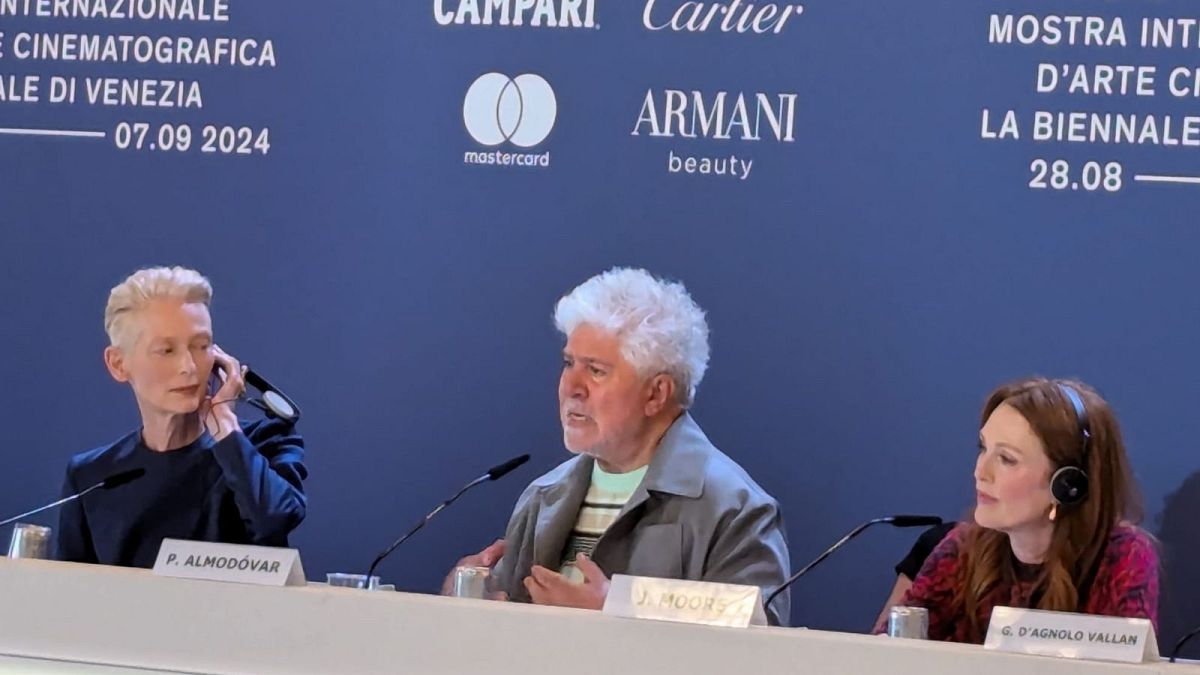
[492,413,792,625]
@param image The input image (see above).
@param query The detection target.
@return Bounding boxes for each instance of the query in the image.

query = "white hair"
[554,267,710,408]
[104,266,213,348]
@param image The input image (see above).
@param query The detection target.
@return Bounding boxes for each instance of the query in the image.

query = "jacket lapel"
[531,456,593,570]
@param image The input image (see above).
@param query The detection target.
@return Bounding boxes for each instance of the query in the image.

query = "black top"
[895,522,957,580]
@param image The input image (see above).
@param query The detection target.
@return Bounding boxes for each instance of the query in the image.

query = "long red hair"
[952,377,1143,642]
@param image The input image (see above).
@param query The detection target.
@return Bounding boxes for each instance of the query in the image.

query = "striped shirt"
[559,463,648,583]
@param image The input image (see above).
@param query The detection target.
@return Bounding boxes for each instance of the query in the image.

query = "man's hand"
[524,553,610,610]
[200,345,245,441]
[442,539,507,597]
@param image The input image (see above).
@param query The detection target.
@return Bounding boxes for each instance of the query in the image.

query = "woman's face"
[974,403,1056,533]
[105,299,215,416]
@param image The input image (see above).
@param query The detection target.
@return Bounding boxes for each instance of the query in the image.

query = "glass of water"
[326,573,380,590]
[7,523,51,560]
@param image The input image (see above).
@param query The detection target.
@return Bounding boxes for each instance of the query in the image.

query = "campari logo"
[435,0,597,29]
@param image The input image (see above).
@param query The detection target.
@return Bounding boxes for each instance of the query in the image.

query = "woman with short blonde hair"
[56,266,307,568]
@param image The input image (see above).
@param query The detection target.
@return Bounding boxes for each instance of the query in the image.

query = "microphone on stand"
[0,468,146,529]
[764,515,944,611]
[364,454,530,582]
[1170,625,1200,663]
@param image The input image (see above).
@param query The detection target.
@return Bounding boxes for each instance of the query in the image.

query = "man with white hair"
[450,267,791,625]
[55,266,307,568]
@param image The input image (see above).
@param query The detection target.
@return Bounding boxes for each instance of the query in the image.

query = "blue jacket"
[55,418,307,568]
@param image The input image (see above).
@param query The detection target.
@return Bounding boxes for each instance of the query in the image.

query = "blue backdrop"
[2,0,1199,642]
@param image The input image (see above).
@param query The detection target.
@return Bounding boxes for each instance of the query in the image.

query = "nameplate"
[603,575,767,628]
[153,539,306,587]
[984,606,1158,664]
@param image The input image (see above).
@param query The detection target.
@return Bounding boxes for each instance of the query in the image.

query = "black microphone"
[486,455,529,480]
[885,515,944,528]
[1170,625,1200,663]
[364,454,531,582]
[101,468,146,489]
[0,468,147,529]
[764,514,944,611]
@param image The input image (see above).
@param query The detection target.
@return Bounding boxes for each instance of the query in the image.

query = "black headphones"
[209,363,302,424]
[244,368,302,423]
[1050,382,1091,506]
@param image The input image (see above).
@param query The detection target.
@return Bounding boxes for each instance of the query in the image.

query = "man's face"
[557,324,650,462]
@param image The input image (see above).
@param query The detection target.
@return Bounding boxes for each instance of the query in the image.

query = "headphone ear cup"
[1051,466,1090,505]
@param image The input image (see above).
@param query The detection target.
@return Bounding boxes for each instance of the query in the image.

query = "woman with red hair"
[899,378,1158,643]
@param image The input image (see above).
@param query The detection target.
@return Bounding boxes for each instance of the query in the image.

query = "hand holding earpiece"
[200,345,246,440]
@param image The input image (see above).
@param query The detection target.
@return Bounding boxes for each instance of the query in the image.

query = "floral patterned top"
[898,524,1159,643]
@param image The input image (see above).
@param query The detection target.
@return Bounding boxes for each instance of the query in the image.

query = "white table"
[0,558,1195,675]
[0,655,185,674]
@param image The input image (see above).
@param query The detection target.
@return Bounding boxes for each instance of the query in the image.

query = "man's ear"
[104,346,130,383]
[644,373,677,416]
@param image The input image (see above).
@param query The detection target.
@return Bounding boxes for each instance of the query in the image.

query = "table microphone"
[0,468,146,529]
[1171,624,1200,663]
[364,454,530,581]
[764,515,944,611]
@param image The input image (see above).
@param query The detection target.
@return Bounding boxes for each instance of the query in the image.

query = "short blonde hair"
[104,266,213,348]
